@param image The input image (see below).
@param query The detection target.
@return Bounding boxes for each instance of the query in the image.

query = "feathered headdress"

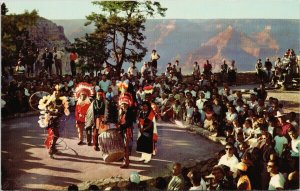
[119,92,133,106]
[37,92,70,128]
[74,82,94,99]
[117,80,129,93]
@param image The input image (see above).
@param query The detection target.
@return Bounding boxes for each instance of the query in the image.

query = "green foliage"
[81,1,167,74]
[1,3,8,15]
[1,10,39,68]
[67,33,109,73]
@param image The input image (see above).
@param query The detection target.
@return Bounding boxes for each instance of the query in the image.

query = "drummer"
[85,90,108,151]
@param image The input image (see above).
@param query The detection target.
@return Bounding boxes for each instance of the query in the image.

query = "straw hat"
[236,162,248,172]
[275,111,285,118]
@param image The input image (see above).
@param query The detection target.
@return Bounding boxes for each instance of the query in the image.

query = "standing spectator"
[255,58,264,83]
[220,59,228,83]
[127,62,138,77]
[150,49,160,75]
[99,75,111,93]
[203,60,212,77]
[15,59,26,79]
[53,47,65,76]
[42,47,54,76]
[141,62,150,78]
[69,50,78,76]
[228,60,237,86]
[174,60,182,81]
[193,61,200,80]
[25,48,36,77]
[264,57,273,82]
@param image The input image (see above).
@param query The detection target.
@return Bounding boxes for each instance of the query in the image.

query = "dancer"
[136,101,157,163]
[118,92,135,168]
[85,90,108,151]
[74,83,93,145]
[38,85,70,158]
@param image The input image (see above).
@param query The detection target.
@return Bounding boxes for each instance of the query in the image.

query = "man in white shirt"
[187,168,206,191]
[288,127,300,157]
[53,47,65,76]
[218,143,239,178]
[267,160,285,190]
[99,75,111,92]
[127,62,138,77]
[196,92,207,122]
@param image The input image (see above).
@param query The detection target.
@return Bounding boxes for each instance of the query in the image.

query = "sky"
[3,0,300,20]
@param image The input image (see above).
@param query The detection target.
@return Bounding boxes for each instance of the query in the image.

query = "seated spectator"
[154,177,167,191]
[187,168,206,190]
[167,163,184,191]
[267,160,286,190]
[126,171,146,191]
[88,184,100,191]
[67,184,79,191]
[218,142,239,178]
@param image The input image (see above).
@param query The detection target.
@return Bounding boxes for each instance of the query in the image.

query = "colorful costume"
[85,91,108,150]
[144,85,159,155]
[38,87,70,158]
[118,92,135,168]
[74,83,93,145]
[136,101,157,163]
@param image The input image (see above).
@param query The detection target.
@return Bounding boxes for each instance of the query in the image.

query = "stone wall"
[183,72,259,85]
[76,157,219,190]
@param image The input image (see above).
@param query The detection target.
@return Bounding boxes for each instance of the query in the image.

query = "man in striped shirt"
[167,163,184,191]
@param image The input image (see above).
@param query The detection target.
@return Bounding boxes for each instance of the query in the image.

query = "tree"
[85,1,167,75]
[1,3,8,15]
[67,33,110,74]
[1,10,39,70]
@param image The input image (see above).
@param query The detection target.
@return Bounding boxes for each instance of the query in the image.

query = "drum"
[98,129,124,162]
[98,123,109,134]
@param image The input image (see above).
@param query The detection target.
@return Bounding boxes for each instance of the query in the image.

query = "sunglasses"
[225,147,233,150]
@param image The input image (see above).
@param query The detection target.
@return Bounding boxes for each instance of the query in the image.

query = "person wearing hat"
[118,92,135,168]
[236,162,252,190]
[85,90,108,150]
[275,111,293,137]
[75,88,92,145]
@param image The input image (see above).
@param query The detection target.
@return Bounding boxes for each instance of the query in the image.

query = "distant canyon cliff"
[52,19,300,73]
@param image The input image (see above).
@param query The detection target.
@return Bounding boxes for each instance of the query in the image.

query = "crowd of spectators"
[255,48,300,86]
[2,47,300,190]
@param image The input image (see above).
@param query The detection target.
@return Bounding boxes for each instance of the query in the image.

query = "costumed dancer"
[144,85,159,155]
[85,90,108,151]
[118,92,135,168]
[38,85,70,158]
[74,82,93,145]
[136,101,157,163]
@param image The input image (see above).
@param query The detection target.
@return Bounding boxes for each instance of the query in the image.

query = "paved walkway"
[2,114,221,190]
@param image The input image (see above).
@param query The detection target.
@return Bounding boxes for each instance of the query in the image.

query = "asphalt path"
[2,113,221,190]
